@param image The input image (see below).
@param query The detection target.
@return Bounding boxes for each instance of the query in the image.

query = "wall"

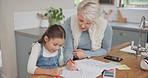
[0,0,75,78]
[102,6,148,23]
[0,0,1,49]
[12,0,75,30]
[101,2,148,23]
[14,0,148,30]
[117,8,148,23]
[0,0,18,78]
[14,8,77,30]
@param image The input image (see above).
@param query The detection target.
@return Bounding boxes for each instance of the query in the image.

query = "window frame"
[74,0,114,7]
[126,0,148,6]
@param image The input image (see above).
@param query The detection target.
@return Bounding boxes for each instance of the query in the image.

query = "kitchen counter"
[110,21,148,32]
[15,22,148,38]
[15,27,48,39]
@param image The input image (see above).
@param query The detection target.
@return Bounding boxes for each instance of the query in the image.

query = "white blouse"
[27,42,64,74]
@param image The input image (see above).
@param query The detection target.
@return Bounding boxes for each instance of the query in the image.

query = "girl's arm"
[27,43,40,74]
[34,67,62,76]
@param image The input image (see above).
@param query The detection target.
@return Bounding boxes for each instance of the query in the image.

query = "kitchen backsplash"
[101,6,148,23]
[14,8,148,30]
[14,9,77,30]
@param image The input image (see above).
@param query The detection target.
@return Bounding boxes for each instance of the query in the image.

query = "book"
[103,69,116,78]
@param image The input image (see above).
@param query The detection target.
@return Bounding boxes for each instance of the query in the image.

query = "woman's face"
[78,15,93,31]
[44,36,65,53]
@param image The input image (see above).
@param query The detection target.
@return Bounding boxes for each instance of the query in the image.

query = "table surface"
[28,42,148,78]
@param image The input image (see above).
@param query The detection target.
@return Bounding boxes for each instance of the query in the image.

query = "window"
[122,0,148,8]
[74,0,114,7]
[74,0,83,7]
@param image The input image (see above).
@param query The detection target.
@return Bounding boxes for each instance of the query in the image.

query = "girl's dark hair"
[38,24,66,44]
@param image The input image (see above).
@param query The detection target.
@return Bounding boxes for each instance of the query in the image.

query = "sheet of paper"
[61,59,118,78]
[120,46,148,56]
[117,65,131,70]
[108,62,121,66]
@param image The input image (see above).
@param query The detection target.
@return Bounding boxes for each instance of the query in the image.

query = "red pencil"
[69,59,78,71]
[54,76,60,78]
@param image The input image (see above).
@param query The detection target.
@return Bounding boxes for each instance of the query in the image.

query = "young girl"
[27,24,66,76]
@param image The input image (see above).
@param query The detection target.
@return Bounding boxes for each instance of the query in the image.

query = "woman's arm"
[63,17,74,64]
[84,24,113,57]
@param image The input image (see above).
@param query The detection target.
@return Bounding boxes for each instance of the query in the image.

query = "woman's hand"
[66,60,77,71]
[48,67,62,76]
[73,49,85,59]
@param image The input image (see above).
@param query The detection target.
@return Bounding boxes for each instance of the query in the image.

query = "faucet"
[131,16,148,57]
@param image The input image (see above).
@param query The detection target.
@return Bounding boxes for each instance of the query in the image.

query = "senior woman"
[64,0,113,70]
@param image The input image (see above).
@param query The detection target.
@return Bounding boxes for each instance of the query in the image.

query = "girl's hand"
[73,49,85,59]
[48,67,62,76]
[66,60,77,70]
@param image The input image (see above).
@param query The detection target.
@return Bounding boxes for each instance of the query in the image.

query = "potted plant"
[37,7,65,26]
[45,7,65,26]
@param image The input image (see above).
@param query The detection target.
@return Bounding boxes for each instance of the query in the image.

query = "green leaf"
[44,13,48,16]
[42,7,65,26]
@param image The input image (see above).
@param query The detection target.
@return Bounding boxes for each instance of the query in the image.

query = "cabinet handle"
[120,32,126,36]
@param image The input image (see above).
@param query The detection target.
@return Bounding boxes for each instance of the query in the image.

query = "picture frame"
[99,0,114,5]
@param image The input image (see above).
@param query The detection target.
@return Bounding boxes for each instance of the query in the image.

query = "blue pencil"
[54,60,60,78]
[54,60,58,67]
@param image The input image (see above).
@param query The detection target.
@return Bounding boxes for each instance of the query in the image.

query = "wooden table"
[28,42,148,78]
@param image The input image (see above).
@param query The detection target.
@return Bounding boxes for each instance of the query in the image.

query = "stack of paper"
[117,65,131,70]
[61,59,118,78]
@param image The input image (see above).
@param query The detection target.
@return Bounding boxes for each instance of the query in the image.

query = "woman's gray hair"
[77,0,101,22]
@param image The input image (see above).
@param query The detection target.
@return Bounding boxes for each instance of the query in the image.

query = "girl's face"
[78,15,93,31]
[44,36,65,53]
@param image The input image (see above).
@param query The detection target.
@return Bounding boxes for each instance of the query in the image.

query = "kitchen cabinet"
[15,27,47,78]
[112,29,147,47]
[110,22,148,47]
